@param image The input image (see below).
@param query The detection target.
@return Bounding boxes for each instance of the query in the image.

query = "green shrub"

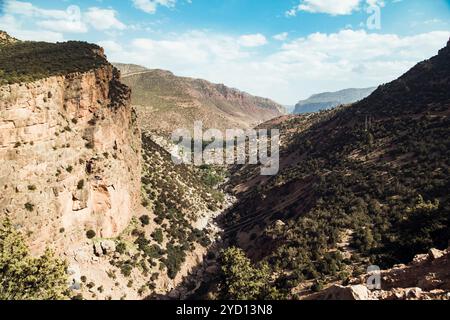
[86,230,96,239]
[164,244,186,280]
[311,281,324,293]
[0,220,69,300]
[77,180,85,190]
[24,202,34,212]
[139,215,150,226]
[120,263,133,277]
[219,247,276,300]
[151,228,164,244]
[116,242,127,255]
[0,41,108,85]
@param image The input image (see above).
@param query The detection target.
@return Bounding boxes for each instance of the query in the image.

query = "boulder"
[412,254,428,265]
[320,285,371,300]
[73,248,90,263]
[404,288,423,299]
[100,240,116,255]
[428,248,444,261]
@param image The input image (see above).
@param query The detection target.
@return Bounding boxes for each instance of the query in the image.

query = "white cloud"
[3,1,126,35]
[98,40,124,54]
[132,0,176,14]
[85,7,126,31]
[286,0,386,17]
[0,14,64,41]
[104,31,249,69]
[287,0,361,16]
[100,29,450,104]
[238,34,268,47]
[273,32,289,41]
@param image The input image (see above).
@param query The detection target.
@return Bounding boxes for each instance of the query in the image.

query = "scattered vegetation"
[222,43,450,295]
[0,41,108,85]
[219,247,280,300]
[0,220,68,300]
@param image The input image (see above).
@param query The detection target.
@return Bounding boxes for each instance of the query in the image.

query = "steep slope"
[77,133,228,300]
[294,87,376,114]
[114,64,285,135]
[0,34,144,298]
[221,40,450,298]
[0,37,142,253]
[0,33,230,300]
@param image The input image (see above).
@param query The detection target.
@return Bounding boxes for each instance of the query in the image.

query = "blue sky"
[1,0,449,104]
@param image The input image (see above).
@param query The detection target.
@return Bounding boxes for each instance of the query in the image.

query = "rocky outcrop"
[0,31,19,45]
[310,248,450,300]
[0,63,141,255]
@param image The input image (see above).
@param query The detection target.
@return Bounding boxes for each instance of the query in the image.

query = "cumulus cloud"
[238,34,268,47]
[85,7,126,31]
[273,32,289,41]
[103,31,249,69]
[99,29,450,104]
[3,0,126,36]
[287,0,361,16]
[97,40,124,54]
[286,0,386,17]
[132,0,176,14]
[0,13,64,41]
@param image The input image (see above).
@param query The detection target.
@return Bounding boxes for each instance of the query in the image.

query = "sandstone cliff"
[0,40,141,256]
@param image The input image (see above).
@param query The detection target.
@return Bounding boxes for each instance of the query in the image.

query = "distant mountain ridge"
[114,63,285,135]
[113,62,149,76]
[294,87,376,114]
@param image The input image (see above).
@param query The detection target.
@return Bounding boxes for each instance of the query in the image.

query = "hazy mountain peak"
[294,87,377,114]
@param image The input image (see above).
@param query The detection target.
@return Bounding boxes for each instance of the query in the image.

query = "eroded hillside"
[114,64,285,135]
[217,40,450,299]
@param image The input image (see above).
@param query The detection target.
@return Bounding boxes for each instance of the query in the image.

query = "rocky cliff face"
[0,63,141,255]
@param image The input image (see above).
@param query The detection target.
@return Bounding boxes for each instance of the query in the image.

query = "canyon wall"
[0,65,141,255]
